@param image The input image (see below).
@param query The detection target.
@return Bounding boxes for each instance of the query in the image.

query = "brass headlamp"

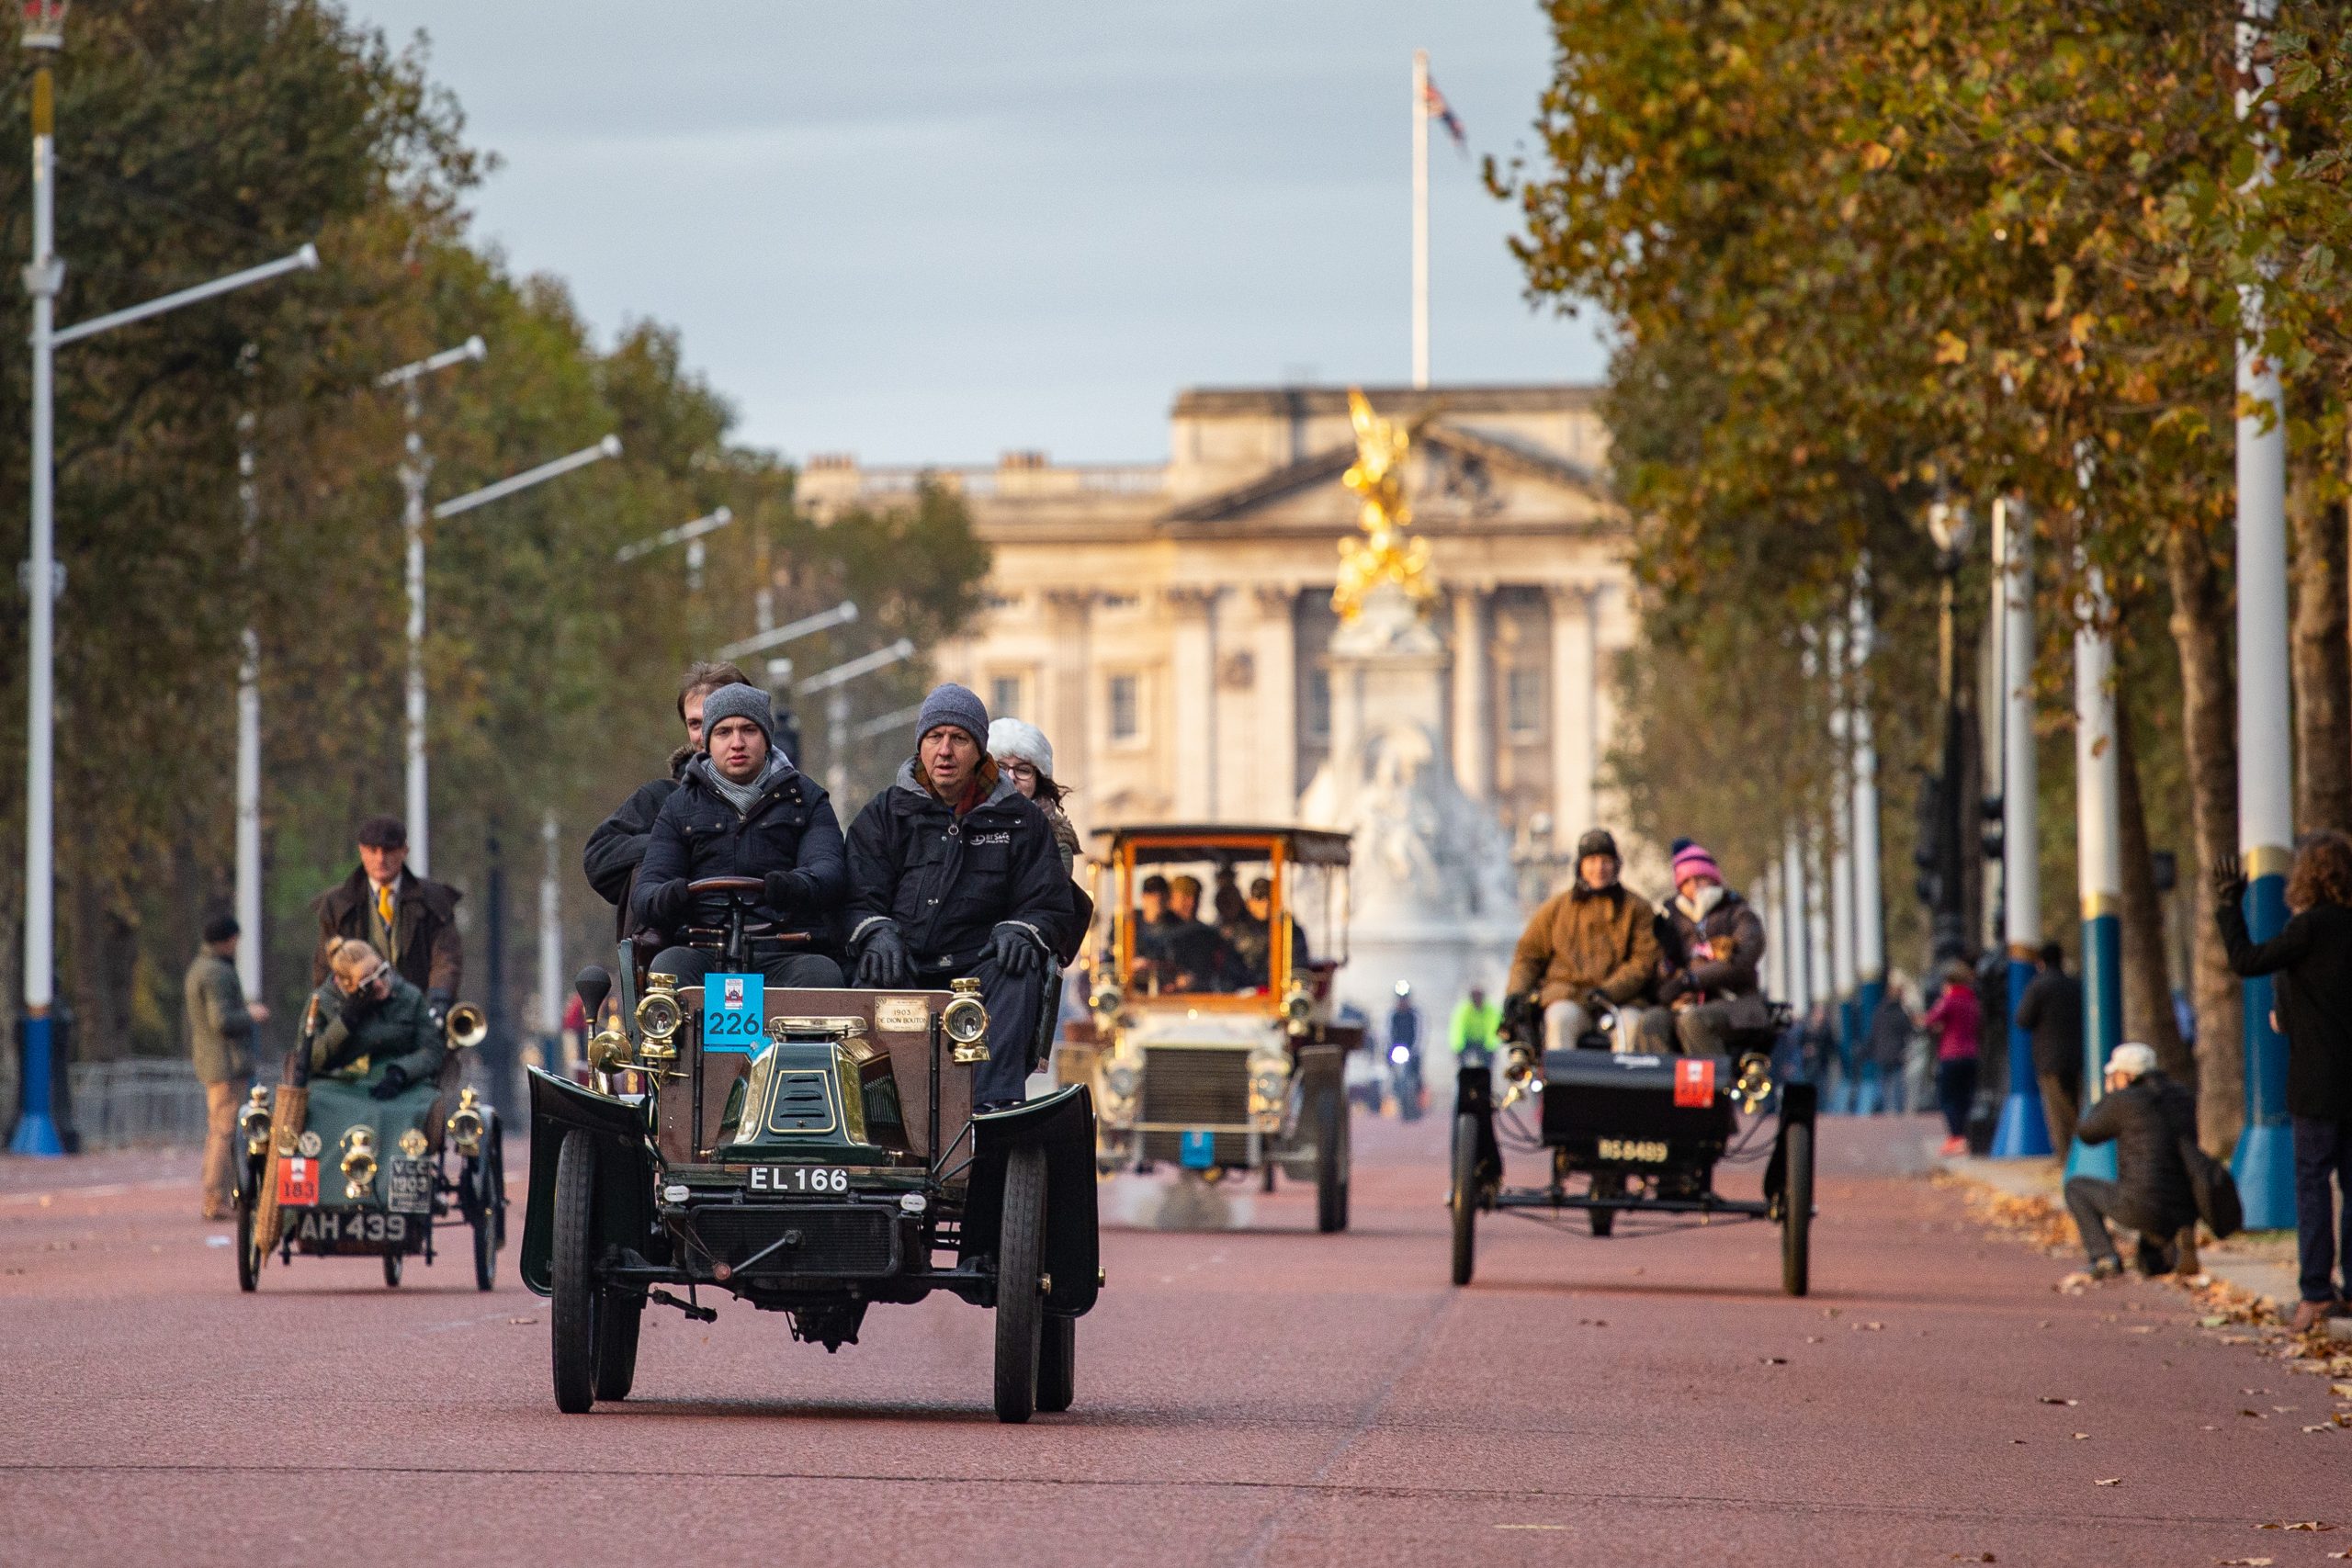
[1280,982,1315,1038]
[1089,976,1122,1019]
[1734,1052,1774,1114]
[942,976,989,1065]
[1498,1045,1544,1111]
[340,1124,378,1200]
[238,1085,272,1157]
[446,1086,487,1157]
[1247,1046,1292,1125]
[634,972,684,1069]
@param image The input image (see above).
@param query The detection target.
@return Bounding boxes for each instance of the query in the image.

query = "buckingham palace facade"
[797,384,1634,857]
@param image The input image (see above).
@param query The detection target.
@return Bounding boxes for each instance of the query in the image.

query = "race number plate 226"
[704,972,765,1053]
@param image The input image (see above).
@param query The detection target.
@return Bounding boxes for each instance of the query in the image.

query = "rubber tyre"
[1781,1120,1813,1296]
[1589,1173,1619,1237]
[235,1163,261,1293]
[469,1149,499,1292]
[993,1145,1048,1424]
[593,1292,643,1402]
[550,1129,602,1414]
[472,1206,497,1292]
[1449,1113,1478,1285]
[1315,1090,1349,1234]
[1261,1163,1276,1194]
[382,1251,403,1288]
[489,1123,509,1248]
[1036,1314,1076,1414]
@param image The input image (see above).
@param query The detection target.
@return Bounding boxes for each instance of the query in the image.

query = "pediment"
[1161,422,1611,531]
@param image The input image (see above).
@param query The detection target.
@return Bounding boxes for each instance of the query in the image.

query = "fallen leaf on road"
[2073,1433,2088,1440]
[2040,1396,2080,1406]
[1760,1356,1787,1365]
[1858,1321,1884,1331]
[1806,1336,1824,1343]
[2304,1426,2335,1434]
[2217,1558,2272,1565]
[1950,1554,1995,1562]
[507,1316,537,1325]
[2095,1478,2122,1486]
[1822,1307,1841,1317]
[2125,1325,2155,1334]
[2240,1410,2265,1418]
[2331,1382,2352,1398]
[2256,1522,2335,1531]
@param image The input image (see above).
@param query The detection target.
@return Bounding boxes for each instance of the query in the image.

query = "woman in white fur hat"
[987,717,1080,874]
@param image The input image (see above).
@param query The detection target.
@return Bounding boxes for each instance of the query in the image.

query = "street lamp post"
[1849,567,1887,1100]
[1990,498,2051,1157]
[797,639,918,804]
[1924,500,1976,967]
[2067,561,2123,1181]
[15,3,318,1155]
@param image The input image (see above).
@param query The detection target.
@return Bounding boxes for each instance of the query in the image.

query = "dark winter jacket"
[184,950,258,1085]
[582,747,691,936]
[300,974,446,1090]
[1660,887,1766,999]
[312,866,462,1002]
[843,760,1076,971]
[2217,898,2352,1120]
[629,755,847,948]
[2014,967,2085,1084]
[1867,993,1915,1070]
[2075,1070,2199,1232]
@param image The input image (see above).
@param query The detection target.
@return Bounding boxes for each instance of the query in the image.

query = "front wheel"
[235,1160,262,1293]
[381,1251,403,1288]
[1780,1120,1814,1297]
[1315,1090,1350,1234]
[1036,1314,1076,1414]
[994,1145,1048,1424]
[550,1129,602,1413]
[1449,1113,1478,1285]
[1589,1173,1620,1237]
[594,1292,644,1402]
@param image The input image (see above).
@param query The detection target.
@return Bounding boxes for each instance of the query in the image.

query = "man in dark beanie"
[1507,827,1659,1052]
[186,911,267,1221]
[843,682,1075,1109]
[584,659,751,940]
[311,815,462,1022]
[632,681,848,989]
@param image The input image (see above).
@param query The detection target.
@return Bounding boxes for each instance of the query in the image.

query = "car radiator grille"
[1139,1047,1251,1126]
[687,1205,899,1277]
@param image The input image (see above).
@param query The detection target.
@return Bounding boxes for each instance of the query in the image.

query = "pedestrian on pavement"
[2064,1042,2200,1280]
[1867,970,1915,1115]
[843,682,1074,1110]
[631,682,849,991]
[582,659,750,940]
[2215,835,2352,1329]
[186,912,267,1222]
[1451,985,1500,1066]
[1509,829,1659,1053]
[1650,840,1770,1055]
[2015,939,2085,1156]
[311,815,461,1023]
[1922,959,1982,1156]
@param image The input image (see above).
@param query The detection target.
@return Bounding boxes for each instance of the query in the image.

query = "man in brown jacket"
[311,815,462,1023]
[1508,829,1658,1053]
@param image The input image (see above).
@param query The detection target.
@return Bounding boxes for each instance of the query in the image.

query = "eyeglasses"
[999,760,1038,782]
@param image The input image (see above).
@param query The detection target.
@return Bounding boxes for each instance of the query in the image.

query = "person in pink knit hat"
[1649,839,1770,1055]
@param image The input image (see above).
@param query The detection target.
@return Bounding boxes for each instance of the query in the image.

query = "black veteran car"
[238,1001,506,1292]
[523,875,1101,1423]
[1058,825,1363,1230]
[1448,998,1817,1294]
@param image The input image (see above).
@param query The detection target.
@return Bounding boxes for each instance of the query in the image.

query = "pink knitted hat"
[1671,842,1723,886]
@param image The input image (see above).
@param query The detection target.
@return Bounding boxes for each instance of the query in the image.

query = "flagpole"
[1411,47,1430,389]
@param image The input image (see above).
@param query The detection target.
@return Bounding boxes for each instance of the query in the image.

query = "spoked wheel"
[489,1122,509,1248]
[381,1251,403,1288]
[551,1129,603,1414]
[468,1151,499,1292]
[1036,1314,1076,1414]
[1780,1120,1814,1297]
[994,1145,1049,1424]
[1449,1113,1479,1286]
[594,1291,644,1402]
[1589,1173,1620,1237]
[1315,1089,1350,1234]
[235,1160,262,1293]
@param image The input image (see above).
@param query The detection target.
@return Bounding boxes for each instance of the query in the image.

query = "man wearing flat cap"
[186,911,267,1221]
[631,681,849,989]
[311,814,463,1024]
[843,682,1075,1110]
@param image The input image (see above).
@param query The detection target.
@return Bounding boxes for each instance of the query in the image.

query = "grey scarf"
[695,750,793,818]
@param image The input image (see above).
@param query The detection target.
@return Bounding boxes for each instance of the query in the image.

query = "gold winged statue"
[1332,388,1437,623]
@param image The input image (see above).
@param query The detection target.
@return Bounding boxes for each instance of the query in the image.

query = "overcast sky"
[341,2,1609,464]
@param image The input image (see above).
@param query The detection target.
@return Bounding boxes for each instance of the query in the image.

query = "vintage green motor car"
[234,1003,506,1292]
[521,876,1102,1424]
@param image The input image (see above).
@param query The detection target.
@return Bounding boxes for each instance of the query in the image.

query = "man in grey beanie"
[842,683,1074,1108]
[632,682,849,990]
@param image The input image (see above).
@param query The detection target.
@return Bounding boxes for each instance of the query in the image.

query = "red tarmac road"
[0,1109,2341,1567]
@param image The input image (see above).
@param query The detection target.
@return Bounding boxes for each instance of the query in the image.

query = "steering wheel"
[686,876,765,897]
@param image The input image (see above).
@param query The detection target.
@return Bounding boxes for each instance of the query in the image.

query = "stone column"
[1548,584,1596,840]
[1043,589,1092,829]
[1252,586,1299,818]
[1450,583,1493,800]
[1166,586,1219,819]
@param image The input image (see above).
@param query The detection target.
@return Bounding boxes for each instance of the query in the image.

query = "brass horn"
[445,1001,489,1049]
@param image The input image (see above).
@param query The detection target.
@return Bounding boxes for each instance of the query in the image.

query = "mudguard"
[960,1084,1101,1316]
[1763,1079,1817,1208]
[518,1066,657,1296]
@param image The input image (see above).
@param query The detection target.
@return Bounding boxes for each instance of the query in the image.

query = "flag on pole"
[1422,76,1466,152]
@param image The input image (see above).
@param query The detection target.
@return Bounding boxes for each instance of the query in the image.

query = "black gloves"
[424,988,453,1028]
[990,923,1043,977]
[857,925,909,988]
[763,870,808,915]
[1657,971,1693,1005]
[2211,852,2248,908]
[369,1063,410,1100]
[337,987,379,1030]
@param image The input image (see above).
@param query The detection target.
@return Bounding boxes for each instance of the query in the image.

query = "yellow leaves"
[1935,330,1971,365]
[1860,141,1895,172]
[2043,264,2076,320]
[2055,125,2081,158]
